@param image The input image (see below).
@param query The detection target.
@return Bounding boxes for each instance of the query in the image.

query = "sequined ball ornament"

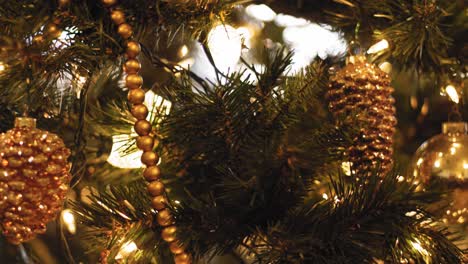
[327,55,397,177]
[0,117,71,244]
[410,122,468,229]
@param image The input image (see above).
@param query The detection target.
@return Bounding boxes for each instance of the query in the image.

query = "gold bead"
[110,10,125,25]
[58,0,70,7]
[170,241,185,255]
[102,0,117,6]
[134,120,151,136]
[141,151,158,166]
[157,209,173,226]
[161,226,177,242]
[143,166,161,181]
[124,59,141,74]
[126,74,143,89]
[174,253,191,264]
[128,88,145,104]
[46,23,61,38]
[33,34,44,44]
[147,181,164,196]
[126,41,141,58]
[131,104,149,120]
[136,136,154,151]
[117,23,133,39]
[151,195,167,210]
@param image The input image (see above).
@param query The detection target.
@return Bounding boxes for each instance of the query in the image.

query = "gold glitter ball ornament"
[327,55,396,176]
[0,117,71,244]
[410,122,468,228]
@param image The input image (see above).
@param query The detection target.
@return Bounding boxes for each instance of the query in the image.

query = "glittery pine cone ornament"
[0,117,71,244]
[327,55,397,176]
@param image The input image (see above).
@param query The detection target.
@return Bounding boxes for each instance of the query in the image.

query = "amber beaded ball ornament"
[0,117,71,244]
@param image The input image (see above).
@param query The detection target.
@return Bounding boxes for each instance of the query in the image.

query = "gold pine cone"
[0,117,71,244]
[327,56,396,176]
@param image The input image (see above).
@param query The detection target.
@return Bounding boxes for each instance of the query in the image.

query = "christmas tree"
[0,0,467,263]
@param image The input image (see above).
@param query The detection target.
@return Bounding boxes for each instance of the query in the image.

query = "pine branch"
[71,180,165,263]
[322,0,463,73]
[251,172,464,263]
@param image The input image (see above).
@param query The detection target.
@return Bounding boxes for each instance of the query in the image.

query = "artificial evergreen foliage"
[0,0,466,263]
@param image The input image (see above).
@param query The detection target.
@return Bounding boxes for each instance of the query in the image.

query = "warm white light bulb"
[367,39,389,54]
[341,162,352,176]
[322,193,329,200]
[107,134,143,169]
[115,241,138,260]
[207,24,242,71]
[179,45,189,57]
[445,84,459,104]
[378,62,392,74]
[274,14,308,27]
[410,239,430,261]
[61,209,76,234]
[245,4,277,22]
[236,27,253,49]
[0,62,5,72]
[283,23,347,73]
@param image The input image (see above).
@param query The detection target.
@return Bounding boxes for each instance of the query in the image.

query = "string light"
[274,14,308,27]
[378,62,392,74]
[410,238,430,262]
[245,4,277,22]
[115,241,138,260]
[283,23,347,73]
[0,61,5,72]
[236,27,253,49]
[179,45,189,58]
[322,193,329,200]
[445,84,459,104]
[207,24,242,71]
[367,39,389,54]
[341,162,352,176]
[61,209,76,234]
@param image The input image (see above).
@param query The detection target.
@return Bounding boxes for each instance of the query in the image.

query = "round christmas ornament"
[410,122,468,226]
[0,117,71,244]
[327,55,397,177]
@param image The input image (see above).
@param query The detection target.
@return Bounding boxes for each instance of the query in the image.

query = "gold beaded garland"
[117,23,133,39]
[136,136,154,151]
[126,74,143,89]
[175,253,191,264]
[147,181,165,196]
[102,0,117,6]
[128,89,145,104]
[110,10,125,25]
[58,0,70,6]
[162,226,177,242]
[141,151,158,166]
[46,23,62,38]
[134,120,152,136]
[170,241,185,254]
[151,195,167,210]
[131,104,149,120]
[124,60,141,74]
[126,41,141,58]
[32,34,45,44]
[157,209,173,226]
[101,0,191,261]
[143,166,161,181]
